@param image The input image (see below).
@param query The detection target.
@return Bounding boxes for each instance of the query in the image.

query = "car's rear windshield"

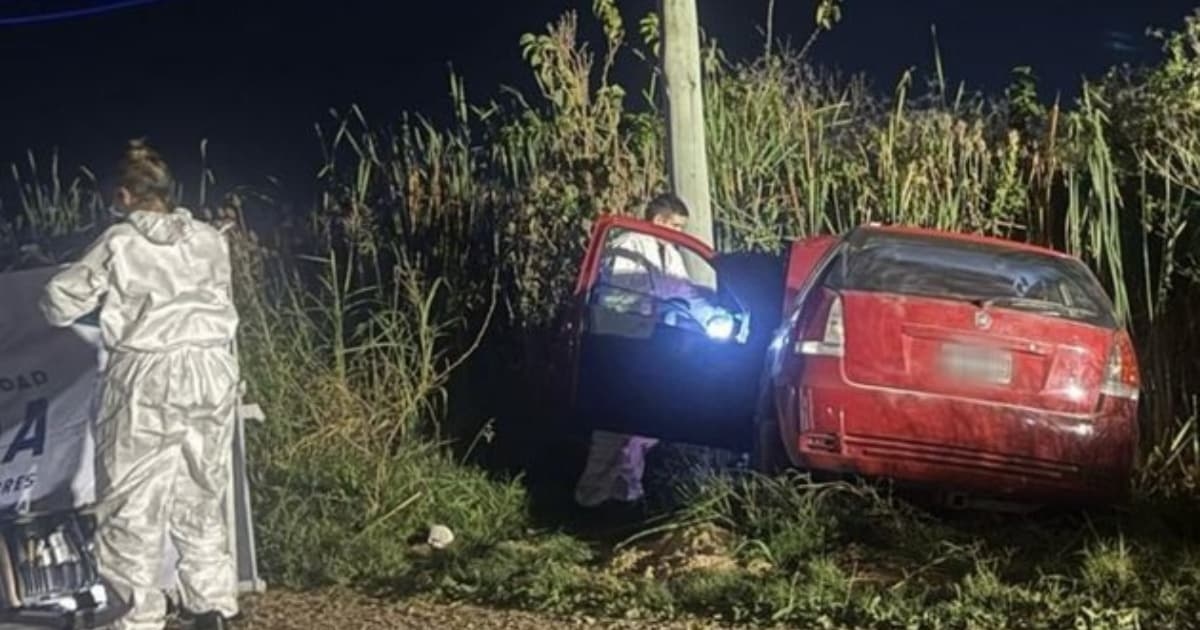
[826,229,1117,328]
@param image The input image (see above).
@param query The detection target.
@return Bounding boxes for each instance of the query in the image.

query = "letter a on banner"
[3,398,47,464]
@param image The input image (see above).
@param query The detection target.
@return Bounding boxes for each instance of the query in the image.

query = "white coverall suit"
[574,231,693,507]
[39,208,240,629]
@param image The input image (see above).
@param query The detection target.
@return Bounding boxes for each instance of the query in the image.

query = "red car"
[563,216,1140,507]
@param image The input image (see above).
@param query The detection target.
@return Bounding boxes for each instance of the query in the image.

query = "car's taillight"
[796,295,844,357]
[1099,332,1139,401]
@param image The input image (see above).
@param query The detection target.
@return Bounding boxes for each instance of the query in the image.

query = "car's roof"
[593,215,1073,261]
[855,224,1073,259]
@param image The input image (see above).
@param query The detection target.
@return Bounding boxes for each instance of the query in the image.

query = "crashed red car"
[562,216,1139,507]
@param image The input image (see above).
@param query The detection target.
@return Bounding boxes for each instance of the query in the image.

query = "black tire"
[750,378,789,475]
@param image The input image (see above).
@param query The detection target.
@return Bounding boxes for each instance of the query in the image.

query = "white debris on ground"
[428,524,456,550]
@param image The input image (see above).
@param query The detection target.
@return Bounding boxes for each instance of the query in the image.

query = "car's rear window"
[825,229,1117,328]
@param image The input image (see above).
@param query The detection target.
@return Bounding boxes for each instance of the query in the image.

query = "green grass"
[352,469,1200,628]
[4,2,1200,628]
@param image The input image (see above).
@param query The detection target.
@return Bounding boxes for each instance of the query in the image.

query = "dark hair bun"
[117,138,174,211]
[124,138,162,165]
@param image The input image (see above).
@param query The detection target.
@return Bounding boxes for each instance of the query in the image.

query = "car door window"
[591,226,726,336]
[596,227,715,292]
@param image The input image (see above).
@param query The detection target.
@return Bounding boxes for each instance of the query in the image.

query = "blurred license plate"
[939,343,1012,384]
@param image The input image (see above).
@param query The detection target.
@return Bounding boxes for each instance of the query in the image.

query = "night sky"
[1,0,1196,202]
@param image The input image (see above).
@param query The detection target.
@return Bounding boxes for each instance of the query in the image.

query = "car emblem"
[974,310,992,330]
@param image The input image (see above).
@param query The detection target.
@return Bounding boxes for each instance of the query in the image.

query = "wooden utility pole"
[661,0,714,249]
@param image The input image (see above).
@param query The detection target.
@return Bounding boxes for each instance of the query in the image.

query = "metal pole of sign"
[227,337,266,594]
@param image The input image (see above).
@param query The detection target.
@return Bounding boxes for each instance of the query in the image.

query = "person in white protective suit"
[39,140,239,630]
[573,193,697,509]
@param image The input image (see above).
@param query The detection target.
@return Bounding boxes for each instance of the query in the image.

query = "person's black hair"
[643,193,690,221]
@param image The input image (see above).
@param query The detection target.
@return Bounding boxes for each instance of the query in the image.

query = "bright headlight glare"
[705,313,735,340]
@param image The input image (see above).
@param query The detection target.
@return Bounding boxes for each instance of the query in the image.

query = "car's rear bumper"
[791,385,1137,505]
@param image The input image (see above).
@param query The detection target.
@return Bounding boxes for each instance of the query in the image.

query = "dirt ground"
[221,588,734,630]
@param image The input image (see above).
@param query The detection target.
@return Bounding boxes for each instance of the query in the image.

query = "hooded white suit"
[40,208,240,629]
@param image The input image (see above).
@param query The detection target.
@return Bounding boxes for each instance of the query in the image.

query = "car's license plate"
[939,343,1012,384]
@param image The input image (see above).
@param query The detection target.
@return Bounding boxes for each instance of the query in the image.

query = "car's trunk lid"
[826,228,1120,417]
[840,291,1114,415]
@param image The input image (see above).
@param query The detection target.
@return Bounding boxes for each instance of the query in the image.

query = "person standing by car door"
[573,193,694,510]
[39,140,240,630]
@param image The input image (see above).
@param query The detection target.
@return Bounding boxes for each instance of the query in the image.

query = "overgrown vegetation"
[5,1,1200,627]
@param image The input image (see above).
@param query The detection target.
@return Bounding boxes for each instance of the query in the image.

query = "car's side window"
[589,227,735,337]
[593,227,714,304]
[793,248,845,321]
[594,244,658,317]
[597,228,715,291]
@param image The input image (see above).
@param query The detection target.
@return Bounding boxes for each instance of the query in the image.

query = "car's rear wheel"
[750,379,789,475]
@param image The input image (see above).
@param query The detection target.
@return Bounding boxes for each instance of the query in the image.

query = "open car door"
[565,216,770,452]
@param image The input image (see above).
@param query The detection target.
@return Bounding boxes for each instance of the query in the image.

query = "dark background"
[1,0,1196,205]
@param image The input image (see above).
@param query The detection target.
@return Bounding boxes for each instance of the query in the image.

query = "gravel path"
[224,589,733,630]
